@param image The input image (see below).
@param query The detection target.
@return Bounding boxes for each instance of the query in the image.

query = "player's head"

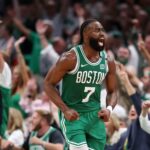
[79,19,105,52]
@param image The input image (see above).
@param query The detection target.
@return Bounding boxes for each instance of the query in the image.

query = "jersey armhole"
[102,50,109,73]
[68,49,80,74]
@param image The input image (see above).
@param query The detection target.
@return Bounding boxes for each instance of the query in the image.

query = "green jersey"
[29,127,56,150]
[61,45,109,113]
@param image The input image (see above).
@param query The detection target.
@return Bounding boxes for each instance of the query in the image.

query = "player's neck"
[82,43,100,58]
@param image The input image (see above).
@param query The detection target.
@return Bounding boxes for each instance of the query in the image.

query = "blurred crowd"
[0,0,150,149]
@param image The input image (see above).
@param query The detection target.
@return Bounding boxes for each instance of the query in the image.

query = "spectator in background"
[19,77,40,116]
[52,37,66,55]
[137,34,150,100]
[117,46,130,65]
[0,51,11,138]
[22,110,64,150]
[9,8,54,74]
[10,37,30,118]
[116,46,138,74]
[42,0,58,20]
[138,34,150,65]
[105,106,128,149]
[1,108,25,149]
[105,114,120,145]
[112,104,128,133]
[85,0,104,18]
[145,35,150,53]
[135,9,149,35]
[139,101,150,134]
[39,21,60,76]
[0,21,15,56]
[106,64,150,150]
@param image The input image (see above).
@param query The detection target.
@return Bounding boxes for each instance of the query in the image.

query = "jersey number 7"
[82,87,95,103]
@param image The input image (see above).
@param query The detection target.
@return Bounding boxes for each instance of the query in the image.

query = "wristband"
[106,106,113,114]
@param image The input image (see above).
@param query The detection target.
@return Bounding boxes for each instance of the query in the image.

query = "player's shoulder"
[55,47,77,71]
[59,47,77,63]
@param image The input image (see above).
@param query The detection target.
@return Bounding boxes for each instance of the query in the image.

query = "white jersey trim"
[80,45,101,66]
[68,48,80,75]
[60,114,87,146]
[69,144,89,150]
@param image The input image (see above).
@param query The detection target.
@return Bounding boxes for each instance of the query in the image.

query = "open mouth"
[98,38,104,46]
[130,111,136,118]
[131,113,136,116]
[98,37,104,46]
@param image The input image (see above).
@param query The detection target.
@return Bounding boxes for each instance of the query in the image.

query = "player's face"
[87,21,105,52]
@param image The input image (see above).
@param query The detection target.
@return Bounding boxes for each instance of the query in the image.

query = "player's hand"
[63,109,79,121]
[98,108,110,122]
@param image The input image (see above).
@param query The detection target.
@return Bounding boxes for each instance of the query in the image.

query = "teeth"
[98,42,103,46]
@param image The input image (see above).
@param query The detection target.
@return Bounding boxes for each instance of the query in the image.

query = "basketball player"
[44,19,117,150]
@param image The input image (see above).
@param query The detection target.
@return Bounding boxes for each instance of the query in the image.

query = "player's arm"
[44,50,79,121]
[98,57,117,121]
[105,58,118,110]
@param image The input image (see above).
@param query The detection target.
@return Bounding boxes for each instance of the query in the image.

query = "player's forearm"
[106,91,117,109]
[44,83,69,113]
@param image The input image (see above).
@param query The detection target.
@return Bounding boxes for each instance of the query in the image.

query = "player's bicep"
[45,51,76,86]
[45,62,67,86]
[105,60,117,93]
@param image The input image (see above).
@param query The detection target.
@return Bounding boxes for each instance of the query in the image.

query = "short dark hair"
[79,19,98,44]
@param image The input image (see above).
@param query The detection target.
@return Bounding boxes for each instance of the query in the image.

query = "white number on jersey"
[82,87,95,103]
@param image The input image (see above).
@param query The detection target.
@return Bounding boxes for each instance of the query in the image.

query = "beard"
[89,37,104,52]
